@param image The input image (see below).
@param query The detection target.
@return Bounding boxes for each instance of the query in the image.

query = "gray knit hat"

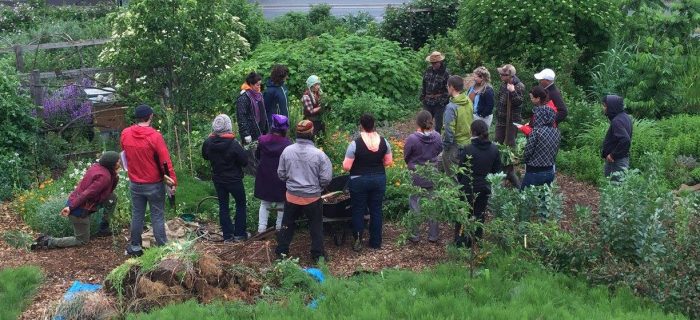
[212,114,233,134]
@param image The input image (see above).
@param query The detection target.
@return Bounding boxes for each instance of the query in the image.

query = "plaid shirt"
[301,90,321,120]
[523,106,560,168]
[495,75,525,123]
[420,64,450,108]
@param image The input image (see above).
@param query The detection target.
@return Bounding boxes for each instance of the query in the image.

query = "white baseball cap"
[534,68,556,81]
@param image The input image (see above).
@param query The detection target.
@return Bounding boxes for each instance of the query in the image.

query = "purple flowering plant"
[39,77,94,129]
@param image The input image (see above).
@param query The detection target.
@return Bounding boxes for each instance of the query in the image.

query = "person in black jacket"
[534,68,568,123]
[236,72,269,145]
[456,120,502,247]
[202,114,249,242]
[420,51,450,134]
[601,95,632,181]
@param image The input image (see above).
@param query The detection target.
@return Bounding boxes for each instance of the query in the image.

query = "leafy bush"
[0,58,40,199]
[220,34,421,109]
[0,266,43,320]
[226,0,265,49]
[24,196,105,237]
[263,4,341,41]
[380,0,459,50]
[487,173,564,224]
[457,0,620,85]
[416,28,486,76]
[100,0,250,113]
[331,93,410,131]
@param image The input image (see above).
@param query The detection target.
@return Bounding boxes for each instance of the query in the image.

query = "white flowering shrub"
[99,0,250,113]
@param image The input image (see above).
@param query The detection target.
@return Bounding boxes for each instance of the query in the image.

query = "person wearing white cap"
[534,68,568,123]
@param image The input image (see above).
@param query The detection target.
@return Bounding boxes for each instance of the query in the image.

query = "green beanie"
[99,151,120,169]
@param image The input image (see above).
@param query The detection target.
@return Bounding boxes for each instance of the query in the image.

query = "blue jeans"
[129,182,167,252]
[214,180,247,239]
[520,169,555,190]
[349,174,386,248]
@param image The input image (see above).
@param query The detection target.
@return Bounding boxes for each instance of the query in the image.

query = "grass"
[128,253,683,320]
[172,169,216,220]
[0,266,44,320]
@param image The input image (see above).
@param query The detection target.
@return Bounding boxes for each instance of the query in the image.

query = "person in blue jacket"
[263,64,289,125]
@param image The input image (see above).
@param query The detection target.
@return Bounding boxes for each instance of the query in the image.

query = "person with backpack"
[237,71,269,145]
[404,110,443,243]
[202,114,249,242]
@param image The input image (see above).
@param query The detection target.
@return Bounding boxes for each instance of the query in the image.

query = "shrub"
[219,34,421,108]
[263,4,341,41]
[226,0,265,49]
[331,93,410,131]
[487,173,564,224]
[100,0,250,113]
[24,196,105,237]
[380,0,459,50]
[457,0,620,85]
[0,266,43,320]
[0,58,40,199]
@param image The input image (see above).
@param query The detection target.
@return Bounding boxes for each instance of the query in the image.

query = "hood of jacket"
[451,92,470,108]
[603,95,625,120]
[412,130,441,145]
[532,105,556,127]
[265,79,284,89]
[128,125,159,140]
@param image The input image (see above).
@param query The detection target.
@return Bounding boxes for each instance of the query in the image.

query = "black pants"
[455,190,490,247]
[275,199,325,259]
[423,103,446,134]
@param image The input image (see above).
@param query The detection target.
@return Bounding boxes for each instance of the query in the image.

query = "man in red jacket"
[31,151,121,250]
[121,104,177,257]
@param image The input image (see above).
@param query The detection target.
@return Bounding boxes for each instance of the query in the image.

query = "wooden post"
[13,45,24,73]
[29,70,43,106]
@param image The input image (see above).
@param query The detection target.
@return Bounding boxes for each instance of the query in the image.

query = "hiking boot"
[30,234,50,251]
[352,232,363,252]
[125,248,144,257]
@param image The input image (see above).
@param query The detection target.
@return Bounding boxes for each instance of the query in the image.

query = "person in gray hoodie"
[404,110,443,242]
[275,120,332,262]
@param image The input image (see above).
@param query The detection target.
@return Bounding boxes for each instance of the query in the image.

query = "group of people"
[30,54,633,262]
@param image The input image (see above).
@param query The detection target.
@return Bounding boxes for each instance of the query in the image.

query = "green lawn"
[0,266,44,320]
[129,253,682,320]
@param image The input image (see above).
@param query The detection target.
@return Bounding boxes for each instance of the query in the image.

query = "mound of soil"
[105,253,262,311]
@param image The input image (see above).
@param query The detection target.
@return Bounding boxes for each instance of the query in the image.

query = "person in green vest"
[441,75,473,175]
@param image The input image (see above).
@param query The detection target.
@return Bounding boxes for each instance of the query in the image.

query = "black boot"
[30,234,49,251]
[352,232,363,252]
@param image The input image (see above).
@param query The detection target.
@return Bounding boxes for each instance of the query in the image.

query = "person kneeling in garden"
[275,120,332,262]
[202,114,249,242]
[31,151,120,250]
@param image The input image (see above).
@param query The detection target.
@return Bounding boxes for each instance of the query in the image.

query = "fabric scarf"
[245,89,264,123]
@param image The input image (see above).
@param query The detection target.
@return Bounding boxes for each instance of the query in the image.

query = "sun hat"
[425,51,445,63]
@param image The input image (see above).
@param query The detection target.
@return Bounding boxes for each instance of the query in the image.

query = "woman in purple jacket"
[404,110,444,242]
[254,114,293,233]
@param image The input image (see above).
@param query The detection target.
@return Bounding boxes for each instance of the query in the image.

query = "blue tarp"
[304,268,325,309]
[63,280,102,301]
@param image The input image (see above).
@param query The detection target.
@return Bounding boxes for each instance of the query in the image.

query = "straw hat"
[425,51,445,63]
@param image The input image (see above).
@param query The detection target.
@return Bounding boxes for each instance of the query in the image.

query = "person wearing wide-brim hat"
[420,51,451,134]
